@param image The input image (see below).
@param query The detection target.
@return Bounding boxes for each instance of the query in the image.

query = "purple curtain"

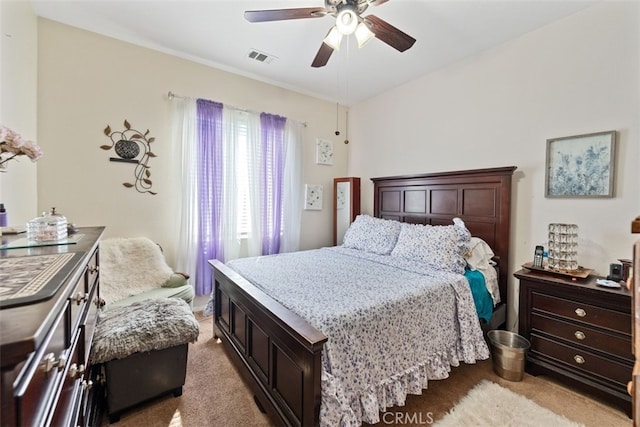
[260,113,287,255]
[195,99,224,296]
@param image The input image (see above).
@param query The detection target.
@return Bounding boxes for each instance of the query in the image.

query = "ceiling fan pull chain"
[335,102,341,136]
[344,111,349,144]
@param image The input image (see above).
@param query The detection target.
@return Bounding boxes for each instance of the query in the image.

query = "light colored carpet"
[435,380,584,427]
[106,315,631,426]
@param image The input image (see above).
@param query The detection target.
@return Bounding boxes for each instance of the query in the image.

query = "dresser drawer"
[46,328,83,427]
[80,281,100,366]
[531,292,631,334]
[69,275,88,343]
[531,313,632,360]
[14,302,70,426]
[85,248,99,292]
[531,334,631,386]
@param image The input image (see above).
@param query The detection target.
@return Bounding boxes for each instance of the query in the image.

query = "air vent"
[247,49,277,64]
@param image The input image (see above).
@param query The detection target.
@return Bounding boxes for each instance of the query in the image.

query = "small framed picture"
[545,130,616,198]
[315,139,333,165]
[304,184,323,210]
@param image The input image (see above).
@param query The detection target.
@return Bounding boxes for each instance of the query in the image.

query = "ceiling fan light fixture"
[323,26,343,50]
[335,7,358,35]
[355,21,374,48]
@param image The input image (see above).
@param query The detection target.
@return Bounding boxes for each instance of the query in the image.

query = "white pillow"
[466,237,495,271]
[342,214,402,255]
[390,220,471,274]
[466,237,500,305]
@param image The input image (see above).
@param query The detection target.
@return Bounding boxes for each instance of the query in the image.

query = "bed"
[210,166,516,426]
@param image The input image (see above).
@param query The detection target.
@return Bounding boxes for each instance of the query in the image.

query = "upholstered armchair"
[99,237,194,310]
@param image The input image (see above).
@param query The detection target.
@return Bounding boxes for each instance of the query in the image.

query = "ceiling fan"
[244,0,416,68]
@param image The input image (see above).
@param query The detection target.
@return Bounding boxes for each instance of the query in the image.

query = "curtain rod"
[167,91,307,127]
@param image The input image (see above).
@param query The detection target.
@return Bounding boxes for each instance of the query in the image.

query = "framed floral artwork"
[304,184,323,210]
[315,139,333,165]
[545,130,616,198]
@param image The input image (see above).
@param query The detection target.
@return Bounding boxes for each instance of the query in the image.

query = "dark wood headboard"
[372,166,517,311]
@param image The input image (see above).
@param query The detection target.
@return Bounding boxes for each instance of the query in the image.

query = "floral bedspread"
[226,247,489,426]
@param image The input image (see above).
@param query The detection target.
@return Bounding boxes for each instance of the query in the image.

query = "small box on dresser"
[515,268,632,417]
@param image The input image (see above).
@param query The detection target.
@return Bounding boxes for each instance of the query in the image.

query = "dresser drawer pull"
[71,291,87,305]
[574,355,586,364]
[42,353,56,373]
[82,380,93,390]
[574,308,586,317]
[68,363,86,380]
[574,331,586,340]
[41,352,67,374]
[89,265,99,274]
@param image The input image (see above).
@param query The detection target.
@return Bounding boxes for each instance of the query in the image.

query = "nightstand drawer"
[532,292,631,334]
[531,334,631,386]
[531,313,632,360]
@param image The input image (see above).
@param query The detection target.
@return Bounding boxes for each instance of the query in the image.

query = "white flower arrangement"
[0,125,43,170]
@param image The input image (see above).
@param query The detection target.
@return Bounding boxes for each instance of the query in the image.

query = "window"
[235,121,251,235]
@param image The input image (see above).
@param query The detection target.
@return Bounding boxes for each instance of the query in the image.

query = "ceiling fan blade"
[311,42,334,68]
[368,0,390,6]
[365,14,416,52]
[244,8,327,23]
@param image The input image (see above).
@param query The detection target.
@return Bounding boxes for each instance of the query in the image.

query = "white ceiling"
[30,0,597,106]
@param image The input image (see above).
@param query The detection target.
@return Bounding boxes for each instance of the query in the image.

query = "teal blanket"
[465,268,493,323]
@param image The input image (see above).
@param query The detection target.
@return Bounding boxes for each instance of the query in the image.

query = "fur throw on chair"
[90,298,200,364]
[100,237,179,303]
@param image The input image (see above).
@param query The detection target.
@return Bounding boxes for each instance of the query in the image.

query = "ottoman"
[90,297,200,422]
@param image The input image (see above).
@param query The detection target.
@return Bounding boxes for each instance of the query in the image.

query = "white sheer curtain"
[281,120,303,253]
[219,108,242,261]
[172,98,199,282]
[241,110,263,258]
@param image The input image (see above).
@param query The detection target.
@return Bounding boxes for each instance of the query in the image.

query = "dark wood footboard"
[210,259,328,427]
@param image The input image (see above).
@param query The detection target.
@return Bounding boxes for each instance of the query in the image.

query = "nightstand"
[515,268,632,416]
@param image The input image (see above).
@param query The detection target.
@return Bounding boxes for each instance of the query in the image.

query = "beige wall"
[0,0,39,225]
[37,19,348,266]
[348,2,640,328]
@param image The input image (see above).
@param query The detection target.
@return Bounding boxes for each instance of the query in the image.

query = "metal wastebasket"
[487,330,531,382]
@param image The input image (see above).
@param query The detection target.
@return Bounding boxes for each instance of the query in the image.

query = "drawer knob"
[56,354,67,371]
[574,330,586,340]
[89,265,99,274]
[574,308,586,317]
[574,354,586,364]
[41,353,56,373]
[71,291,87,305]
[68,363,86,379]
[95,296,106,308]
[628,381,634,396]
[41,352,66,374]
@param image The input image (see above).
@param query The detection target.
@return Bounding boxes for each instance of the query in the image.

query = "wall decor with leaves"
[101,120,157,195]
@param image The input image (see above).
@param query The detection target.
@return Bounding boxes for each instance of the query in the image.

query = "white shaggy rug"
[435,380,585,427]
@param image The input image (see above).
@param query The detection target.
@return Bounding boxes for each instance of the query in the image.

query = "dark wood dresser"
[515,268,632,416]
[0,226,105,426]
